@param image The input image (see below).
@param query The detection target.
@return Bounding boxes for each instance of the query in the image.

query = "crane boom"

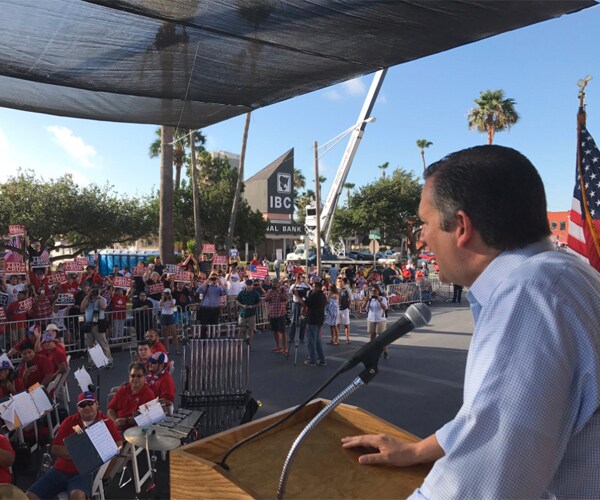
[320,69,387,244]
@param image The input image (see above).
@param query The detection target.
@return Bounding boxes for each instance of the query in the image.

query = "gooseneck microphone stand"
[276,365,379,500]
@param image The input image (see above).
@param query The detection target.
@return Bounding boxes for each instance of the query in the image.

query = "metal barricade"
[426,277,454,303]
[385,283,422,310]
[181,324,252,437]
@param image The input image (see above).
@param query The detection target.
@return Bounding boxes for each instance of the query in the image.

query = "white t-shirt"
[161,298,176,315]
[366,296,387,322]
[6,283,26,305]
[290,282,310,303]
[227,277,244,296]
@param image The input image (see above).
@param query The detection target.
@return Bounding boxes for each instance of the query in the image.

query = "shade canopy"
[0,0,595,128]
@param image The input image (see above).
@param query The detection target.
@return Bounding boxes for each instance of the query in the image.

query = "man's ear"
[454,210,474,248]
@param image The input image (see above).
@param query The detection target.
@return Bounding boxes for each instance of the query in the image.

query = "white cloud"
[342,77,367,96]
[324,90,342,101]
[46,126,98,168]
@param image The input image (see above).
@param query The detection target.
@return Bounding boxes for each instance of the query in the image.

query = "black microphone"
[339,302,431,373]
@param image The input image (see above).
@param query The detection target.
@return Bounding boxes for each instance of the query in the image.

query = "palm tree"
[416,139,433,172]
[293,168,306,190]
[159,126,174,264]
[378,161,389,179]
[189,130,202,257]
[343,182,355,203]
[149,128,205,189]
[227,112,252,250]
[468,89,519,144]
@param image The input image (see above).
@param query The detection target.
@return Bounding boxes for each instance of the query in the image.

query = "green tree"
[0,171,153,258]
[292,167,306,210]
[331,168,422,255]
[416,139,433,173]
[342,182,355,203]
[468,89,519,144]
[377,161,389,179]
[149,128,206,190]
[227,112,251,249]
[147,154,267,248]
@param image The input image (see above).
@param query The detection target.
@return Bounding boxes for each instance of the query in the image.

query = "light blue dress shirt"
[411,240,600,499]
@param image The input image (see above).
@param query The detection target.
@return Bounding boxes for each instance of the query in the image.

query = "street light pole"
[314,140,322,279]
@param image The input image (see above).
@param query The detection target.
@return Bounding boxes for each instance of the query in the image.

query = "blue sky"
[0,5,598,212]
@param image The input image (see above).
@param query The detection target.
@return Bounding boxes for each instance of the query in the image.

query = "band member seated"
[136,340,152,365]
[107,362,154,433]
[0,361,24,399]
[146,352,175,410]
[17,341,54,389]
[145,329,168,354]
[38,331,68,388]
[26,391,122,500]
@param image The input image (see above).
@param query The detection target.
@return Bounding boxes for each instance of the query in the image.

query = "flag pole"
[576,76,600,257]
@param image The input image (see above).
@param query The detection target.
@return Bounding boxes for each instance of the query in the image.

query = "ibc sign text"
[269,195,292,210]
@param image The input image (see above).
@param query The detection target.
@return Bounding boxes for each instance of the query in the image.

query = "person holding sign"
[80,285,113,369]
[1,274,28,306]
[6,290,30,344]
[159,288,179,354]
[27,391,122,500]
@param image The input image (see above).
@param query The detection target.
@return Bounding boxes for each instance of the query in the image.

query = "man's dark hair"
[18,341,36,352]
[129,361,147,374]
[137,340,150,347]
[424,145,550,250]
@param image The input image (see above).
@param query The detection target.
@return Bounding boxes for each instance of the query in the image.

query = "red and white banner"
[8,225,26,236]
[18,297,33,313]
[31,252,51,268]
[202,244,216,254]
[251,265,269,279]
[212,255,228,265]
[64,261,84,273]
[132,265,146,277]
[113,276,132,289]
[174,271,193,283]
[47,272,67,286]
[76,257,90,267]
[0,307,6,321]
[56,293,75,306]
[148,282,165,294]
[5,262,27,275]
[164,264,179,274]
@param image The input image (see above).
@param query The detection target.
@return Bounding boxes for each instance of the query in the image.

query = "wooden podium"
[170,399,431,499]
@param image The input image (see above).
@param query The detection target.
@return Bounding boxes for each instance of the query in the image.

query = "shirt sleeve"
[158,375,176,403]
[422,283,599,499]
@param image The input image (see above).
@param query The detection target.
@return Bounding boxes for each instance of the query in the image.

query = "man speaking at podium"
[342,146,600,499]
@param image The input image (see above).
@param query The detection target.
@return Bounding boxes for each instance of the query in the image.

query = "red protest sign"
[76,257,90,267]
[113,276,132,289]
[47,272,67,286]
[174,271,193,283]
[56,293,75,306]
[5,262,26,275]
[148,282,164,294]
[202,244,216,254]
[132,265,146,277]
[8,225,26,236]
[164,264,179,275]
[64,261,84,273]
[212,255,228,265]
[18,297,33,313]
[0,307,6,321]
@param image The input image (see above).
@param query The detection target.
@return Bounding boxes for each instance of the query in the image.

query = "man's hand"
[342,433,444,467]
[341,434,419,466]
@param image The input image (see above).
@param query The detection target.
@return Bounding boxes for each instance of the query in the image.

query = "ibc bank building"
[243,149,304,260]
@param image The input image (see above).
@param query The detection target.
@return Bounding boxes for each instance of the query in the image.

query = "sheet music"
[74,367,94,392]
[134,398,165,426]
[12,391,41,427]
[0,401,19,431]
[85,421,118,463]
[29,386,53,414]
[88,344,110,368]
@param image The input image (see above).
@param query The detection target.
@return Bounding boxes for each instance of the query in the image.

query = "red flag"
[567,124,600,272]
[252,266,269,279]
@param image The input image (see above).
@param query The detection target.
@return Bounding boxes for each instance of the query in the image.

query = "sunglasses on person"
[129,373,144,379]
[78,401,96,408]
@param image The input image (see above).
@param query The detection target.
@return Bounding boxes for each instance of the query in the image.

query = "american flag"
[567,124,600,272]
[3,235,24,263]
[252,265,269,279]
[39,249,50,265]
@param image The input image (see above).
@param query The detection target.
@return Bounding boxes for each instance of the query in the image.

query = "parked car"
[419,252,436,263]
